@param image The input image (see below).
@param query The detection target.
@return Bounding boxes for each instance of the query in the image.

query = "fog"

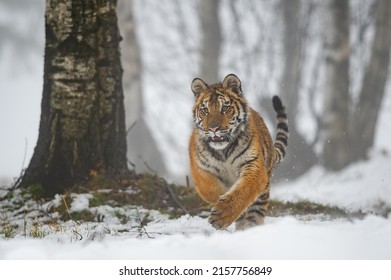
[1,0,390,186]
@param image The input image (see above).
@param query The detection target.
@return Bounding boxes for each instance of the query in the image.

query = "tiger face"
[191,74,248,150]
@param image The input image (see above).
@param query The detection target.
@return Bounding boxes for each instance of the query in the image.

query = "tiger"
[189,74,288,230]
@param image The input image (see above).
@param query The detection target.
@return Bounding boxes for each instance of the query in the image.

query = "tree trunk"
[281,0,301,121]
[271,0,318,181]
[350,0,391,161]
[200,0,221,83]
[321,0,351,171]
[20,0,128,196]
[117,0,167,175]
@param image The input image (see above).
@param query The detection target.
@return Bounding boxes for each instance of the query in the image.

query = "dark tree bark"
[199,0,221,83]
[321,0,351,171]
[117,0,167,175]
[350,0,391,162]
[20,0,128,196]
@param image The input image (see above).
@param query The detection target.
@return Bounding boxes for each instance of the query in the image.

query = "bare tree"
[117,0,167,175]
[20,0,128,196]
[273,0,318,180]
[321,0,351,170]
[350,0,391,162]
[199,0,221,83]
[321,0,391,170]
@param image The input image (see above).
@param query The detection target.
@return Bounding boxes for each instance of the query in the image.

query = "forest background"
[1,0,390,188]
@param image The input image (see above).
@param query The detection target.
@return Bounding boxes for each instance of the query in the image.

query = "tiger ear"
[191,78,208,97]
[223,74,242,96]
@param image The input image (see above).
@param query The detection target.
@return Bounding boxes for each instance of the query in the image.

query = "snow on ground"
[1,152,391,260]
[0,215,390,259]
[272,151,391,214]
[1,0,390,262]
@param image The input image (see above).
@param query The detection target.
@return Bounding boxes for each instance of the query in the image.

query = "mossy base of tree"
[35,171,210,220]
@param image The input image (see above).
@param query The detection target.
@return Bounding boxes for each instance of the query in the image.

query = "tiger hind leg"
[235,190,269,231]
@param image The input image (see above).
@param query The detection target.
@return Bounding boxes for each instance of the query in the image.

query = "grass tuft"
[29,184,45,201]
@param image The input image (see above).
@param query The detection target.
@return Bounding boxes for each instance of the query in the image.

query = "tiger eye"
[200,108,209,115]
[221,106,230,113]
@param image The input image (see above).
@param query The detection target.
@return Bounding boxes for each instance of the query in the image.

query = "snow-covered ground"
[1,0,391,262]
[273,151,391,214]
[0,215,390,260]
[1,151,391,260]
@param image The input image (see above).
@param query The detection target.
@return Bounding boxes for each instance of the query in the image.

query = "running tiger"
[189,74,288,230]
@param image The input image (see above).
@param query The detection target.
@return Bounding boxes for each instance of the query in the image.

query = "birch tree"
[20,0,128,196]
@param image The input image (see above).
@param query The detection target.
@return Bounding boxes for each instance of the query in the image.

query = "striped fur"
[272,95,289,165]
[189,74,288,230]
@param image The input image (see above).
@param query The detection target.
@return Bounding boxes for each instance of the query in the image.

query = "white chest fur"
[197,140,255,188]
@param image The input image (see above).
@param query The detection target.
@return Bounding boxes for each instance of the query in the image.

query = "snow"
[1,0,391,262]
[1,152,391,260]
[69,193,93,212]
[272,152,391,213]
[0,215,390,260]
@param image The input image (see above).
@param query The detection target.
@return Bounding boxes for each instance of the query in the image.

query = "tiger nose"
[209,126,219,133]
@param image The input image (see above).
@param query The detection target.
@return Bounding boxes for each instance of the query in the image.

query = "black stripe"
[238,155,259,169]
[247,208,266,217]
[231,102,240,122]
[274,142,285,149]
[213,166,221,174]
[251,200,268,207]
[276,130,289,136]
[242,102,248,121]
[277,122,289,132]
[274,144,286,157]
[231,136,253,164]
[224,137,239,158]
[277,112,287,119]
[259,193,269,200]
[206,145,224,161]
[274,142,286,150]
[234,99,247,122]
[195,148,209,166]
[196,155,210,168]
[276,136,288,146]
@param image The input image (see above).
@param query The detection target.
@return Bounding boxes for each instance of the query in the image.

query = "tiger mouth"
[211,135,227,142]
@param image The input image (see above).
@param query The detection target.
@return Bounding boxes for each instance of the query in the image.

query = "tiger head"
[191,74,249,150]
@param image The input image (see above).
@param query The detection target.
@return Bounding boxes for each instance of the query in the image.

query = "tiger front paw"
[208,196,238,229]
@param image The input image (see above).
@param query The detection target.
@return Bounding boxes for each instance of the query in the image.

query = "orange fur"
[189,74,288,230]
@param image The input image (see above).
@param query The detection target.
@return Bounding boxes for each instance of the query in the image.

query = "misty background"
[1,0,390,186]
